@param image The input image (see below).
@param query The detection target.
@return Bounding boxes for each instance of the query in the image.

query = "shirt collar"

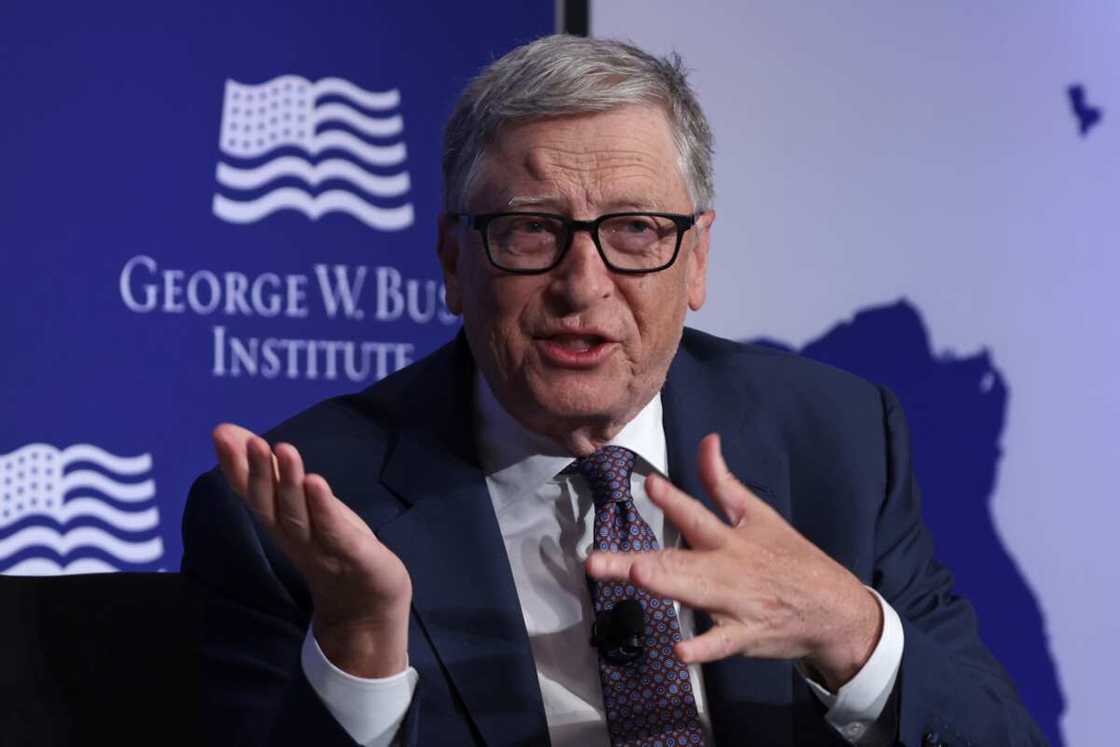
[474,372,668,510]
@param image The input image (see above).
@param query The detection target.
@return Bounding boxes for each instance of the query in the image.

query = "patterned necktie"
[576,446,705,747]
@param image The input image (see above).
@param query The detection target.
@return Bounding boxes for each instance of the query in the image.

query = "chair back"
[0,572,200,746]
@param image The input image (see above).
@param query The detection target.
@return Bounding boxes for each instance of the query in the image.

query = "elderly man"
[183,35,1043,747]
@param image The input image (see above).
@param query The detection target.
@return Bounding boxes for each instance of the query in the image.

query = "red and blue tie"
[576,445,705,747]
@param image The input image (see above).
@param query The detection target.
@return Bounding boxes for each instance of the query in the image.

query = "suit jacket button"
[922,731,944,747]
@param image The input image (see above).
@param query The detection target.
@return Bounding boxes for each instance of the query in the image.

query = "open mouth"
[536,332,616,367]
[547,334,607,352]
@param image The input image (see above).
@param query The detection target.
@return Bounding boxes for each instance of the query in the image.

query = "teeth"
[554,335,599,351]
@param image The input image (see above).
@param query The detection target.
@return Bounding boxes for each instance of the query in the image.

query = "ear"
[437,212,464,315]
[686,210,714,311]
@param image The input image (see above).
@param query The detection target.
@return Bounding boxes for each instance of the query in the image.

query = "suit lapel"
[351,331,805,745]
[371,337,550,746]
[661,337,791,522]
[662,333,796,746]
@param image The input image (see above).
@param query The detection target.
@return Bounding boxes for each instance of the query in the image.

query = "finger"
[585,549,640,582]
[304,474,371,553]
[625,549,728,612]
[675,623,749,664]
[646,472,727,550]
[245,436,279,525]
[590,548,727,613]
[212,423,255,496]
[274,443,311,543]
[697,433,752,528]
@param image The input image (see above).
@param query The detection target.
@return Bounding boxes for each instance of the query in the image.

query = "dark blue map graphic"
[755,299,1064,745]
[1068,83,1103,137]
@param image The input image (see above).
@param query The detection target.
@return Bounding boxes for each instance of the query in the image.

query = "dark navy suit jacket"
[181,329,1045,746]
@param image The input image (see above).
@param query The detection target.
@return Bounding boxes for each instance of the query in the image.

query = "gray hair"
[442,34,714,212]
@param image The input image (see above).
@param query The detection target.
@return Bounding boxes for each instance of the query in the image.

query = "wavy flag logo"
[212,75,414,231]
[0,444,164,575]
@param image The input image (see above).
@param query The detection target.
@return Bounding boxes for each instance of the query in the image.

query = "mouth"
[547,333,607,352]
[535,332,617,368]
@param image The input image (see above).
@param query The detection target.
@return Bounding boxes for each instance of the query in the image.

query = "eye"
[601,214,674,244]
[512,218,550,234]
[619,217,657,234]
[500,215,563,237]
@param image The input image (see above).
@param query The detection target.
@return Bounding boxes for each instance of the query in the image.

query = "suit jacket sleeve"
[874,387,1045,746]
[180,469,421,747]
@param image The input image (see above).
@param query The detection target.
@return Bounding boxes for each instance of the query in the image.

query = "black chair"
[0,573,200,746]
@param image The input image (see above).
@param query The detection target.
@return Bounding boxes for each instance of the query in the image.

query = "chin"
[523,375,628,423]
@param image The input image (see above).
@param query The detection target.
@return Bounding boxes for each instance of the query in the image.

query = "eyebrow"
[506,195,561,209]
[504,194,664,211]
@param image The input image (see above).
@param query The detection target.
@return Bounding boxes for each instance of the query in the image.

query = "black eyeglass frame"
[447,211,700,275]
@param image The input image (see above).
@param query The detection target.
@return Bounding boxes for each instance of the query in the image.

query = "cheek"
[485,278,537,330]
[464,278,539,357]
[626,276,689,348]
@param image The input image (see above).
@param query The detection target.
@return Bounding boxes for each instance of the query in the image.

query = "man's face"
[439,104,712,450]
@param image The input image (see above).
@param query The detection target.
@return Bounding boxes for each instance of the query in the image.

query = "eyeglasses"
[448,211,699,275]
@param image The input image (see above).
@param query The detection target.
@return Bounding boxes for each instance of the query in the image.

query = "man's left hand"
[585,433,883,692]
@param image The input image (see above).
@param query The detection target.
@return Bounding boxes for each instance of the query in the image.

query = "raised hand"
[586,433,883,692]
[212,423,412,678]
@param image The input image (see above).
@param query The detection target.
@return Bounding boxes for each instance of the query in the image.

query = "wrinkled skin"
[438,105,712,455]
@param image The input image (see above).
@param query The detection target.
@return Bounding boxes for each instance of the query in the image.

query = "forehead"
[471,104,690,212]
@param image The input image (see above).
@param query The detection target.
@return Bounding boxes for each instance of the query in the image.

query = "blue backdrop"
[0,0,554,574]
[5,3,1097,743]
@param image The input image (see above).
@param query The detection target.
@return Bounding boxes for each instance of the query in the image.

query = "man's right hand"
[212,423,412,678]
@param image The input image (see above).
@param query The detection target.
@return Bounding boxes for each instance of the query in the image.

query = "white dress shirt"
[301,376,904,746]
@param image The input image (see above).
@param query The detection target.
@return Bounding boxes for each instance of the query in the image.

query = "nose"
[546,229,614,312]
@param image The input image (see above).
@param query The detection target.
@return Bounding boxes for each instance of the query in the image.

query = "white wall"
[593,3,1119,744]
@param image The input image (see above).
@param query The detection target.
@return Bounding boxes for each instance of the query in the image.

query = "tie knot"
[575,445,637,507]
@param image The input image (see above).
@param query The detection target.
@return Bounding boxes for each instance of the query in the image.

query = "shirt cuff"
[300,627,419,747]
[799,587,904,744]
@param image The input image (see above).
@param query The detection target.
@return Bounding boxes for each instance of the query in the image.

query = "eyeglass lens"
[487,214,680,271]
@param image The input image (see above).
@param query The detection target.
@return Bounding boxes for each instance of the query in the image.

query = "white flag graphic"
[212,75,414,232]
[0,443,164,575]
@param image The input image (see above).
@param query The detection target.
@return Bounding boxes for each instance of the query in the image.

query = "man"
[182,35,1045,746]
